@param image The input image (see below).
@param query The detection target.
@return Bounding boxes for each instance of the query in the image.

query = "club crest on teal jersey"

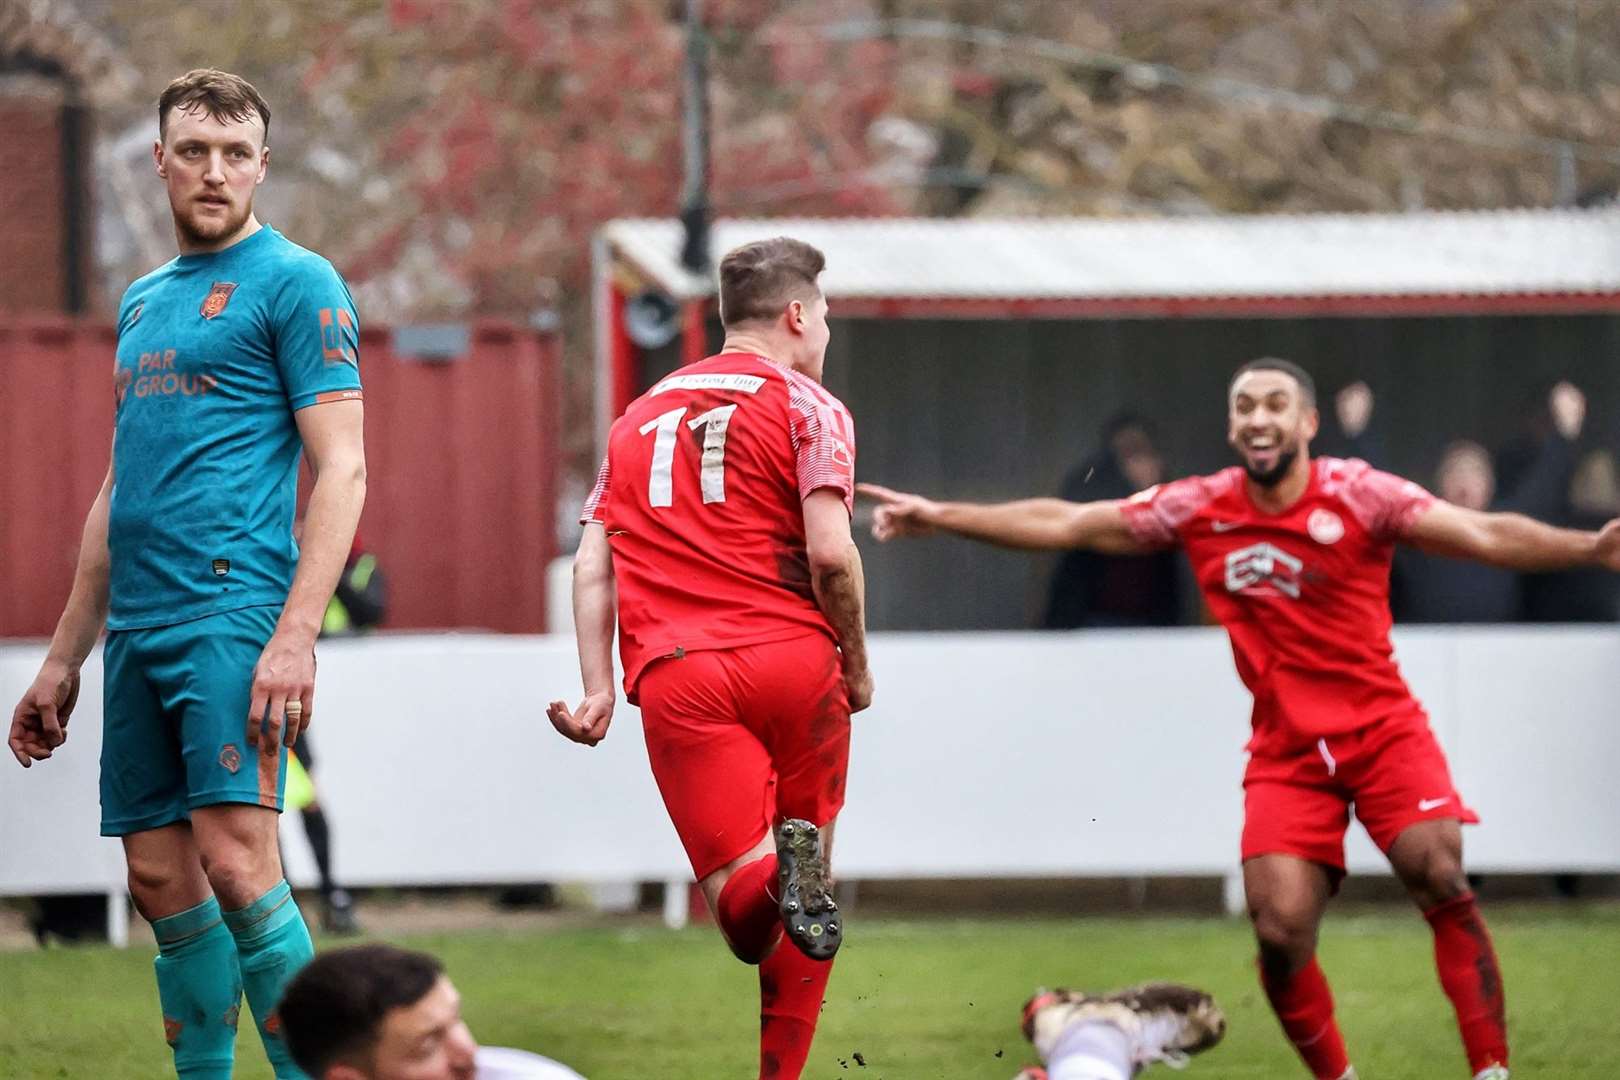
[201,282,237,320]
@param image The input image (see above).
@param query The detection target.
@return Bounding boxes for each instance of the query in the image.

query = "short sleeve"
[1118,474,1221,550]
[272,258,363,410]
[579,455,611,525]
[787,380,856,514]
[115,286,139,337]
[1339,463,1435,541]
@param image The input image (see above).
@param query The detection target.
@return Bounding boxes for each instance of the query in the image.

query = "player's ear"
[787,299,806,333]
[153,139,166,178]
[257,144,270,184]
[1302,404,1321,441]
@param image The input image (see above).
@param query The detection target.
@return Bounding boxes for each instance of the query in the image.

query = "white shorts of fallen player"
[1045,1020,1135,1080]
[474,1046,587,1079]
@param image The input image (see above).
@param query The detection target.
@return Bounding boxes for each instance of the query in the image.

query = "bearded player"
[9,70,365,1079]
[862,358,1620,1080]
[548,237,870,1080]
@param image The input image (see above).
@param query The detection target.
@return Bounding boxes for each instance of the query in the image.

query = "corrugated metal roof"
[603,209,1620,303]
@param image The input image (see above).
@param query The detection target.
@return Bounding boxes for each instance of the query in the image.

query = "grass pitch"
[2,904,1617,1078]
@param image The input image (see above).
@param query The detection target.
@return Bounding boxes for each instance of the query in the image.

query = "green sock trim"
[153,896,224,951]
[222,880,293,943]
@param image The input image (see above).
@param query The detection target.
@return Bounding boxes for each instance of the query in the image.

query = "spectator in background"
[1521,447,1620,622]
[1393,382,1586,623]
[1326,380,1382,464]
[1043,414,1182,628]
[322,532,388,636]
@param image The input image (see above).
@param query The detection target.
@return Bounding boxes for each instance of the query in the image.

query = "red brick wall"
[0,92,68,314]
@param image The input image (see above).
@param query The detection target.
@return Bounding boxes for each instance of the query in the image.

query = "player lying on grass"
[278,944,584,1080]
[862,358,1620,1080]
[548,237,870,1080]
[1012,981,1225,1080]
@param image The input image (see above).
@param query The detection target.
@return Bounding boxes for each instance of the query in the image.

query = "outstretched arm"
[1404,500,1620,571]
[548,523,616,746]
[858,483,1149,554]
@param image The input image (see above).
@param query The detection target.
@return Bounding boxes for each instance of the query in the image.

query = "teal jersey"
[108,225,362,630]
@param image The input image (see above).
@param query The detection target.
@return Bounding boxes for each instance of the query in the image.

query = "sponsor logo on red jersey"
[1224,542,1304,598]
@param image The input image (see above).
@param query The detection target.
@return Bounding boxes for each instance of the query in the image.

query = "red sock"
[758,943,833,1080]
[1260,956,1351,1079]
[717,854,781,961]
[1425,892,1508,1073]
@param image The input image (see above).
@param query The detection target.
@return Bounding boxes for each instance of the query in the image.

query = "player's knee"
[725,933,774,965]
[1405,849,1469,908]
[126,852,187,912]
[1248,896,1319,964]
[1251,917,1315,965]
[197,844,264,908]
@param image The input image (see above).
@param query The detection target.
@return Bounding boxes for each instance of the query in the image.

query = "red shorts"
[1242,707,1479,876]
[637,633,851,881]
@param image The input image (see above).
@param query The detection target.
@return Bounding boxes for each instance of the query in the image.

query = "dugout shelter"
[596,210,1620,631]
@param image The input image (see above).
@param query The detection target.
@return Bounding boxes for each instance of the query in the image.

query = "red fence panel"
[0,320,117,638]
[0,319,559,638]
[353,322,559,632]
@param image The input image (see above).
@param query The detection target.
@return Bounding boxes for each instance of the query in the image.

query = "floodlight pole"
[679,0,712,277]
[678,0,715,367]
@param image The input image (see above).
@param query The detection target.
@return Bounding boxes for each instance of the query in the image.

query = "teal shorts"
[100,605,288,836]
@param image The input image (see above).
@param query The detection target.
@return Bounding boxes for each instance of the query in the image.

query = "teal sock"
[223,880,315,1080]
[152,896,242,1080]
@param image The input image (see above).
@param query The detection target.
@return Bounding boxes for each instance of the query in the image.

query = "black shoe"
[775,819,840,960]
[323,889,360,935]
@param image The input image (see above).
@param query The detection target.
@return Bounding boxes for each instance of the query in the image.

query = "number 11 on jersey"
[639,403,739,508]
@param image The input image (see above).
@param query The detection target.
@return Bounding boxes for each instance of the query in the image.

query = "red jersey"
[1120,457,1435,753]
[581,353,856,703]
